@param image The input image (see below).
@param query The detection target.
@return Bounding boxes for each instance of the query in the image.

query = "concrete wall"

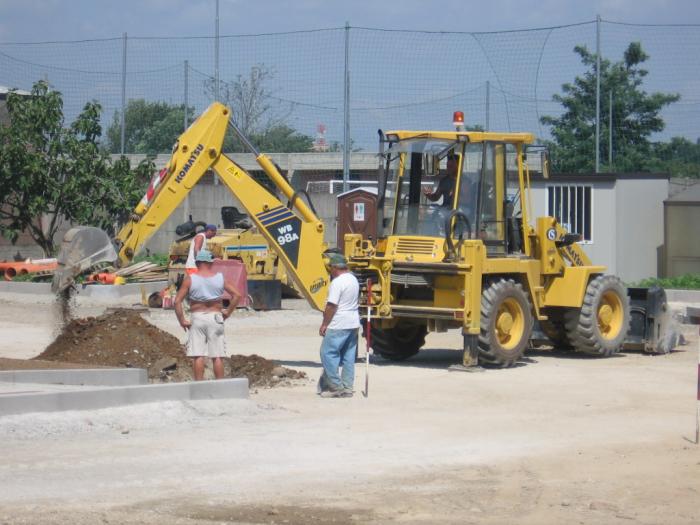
[664,202,700,277]
[615,178,667,282]
[529,180,618,276]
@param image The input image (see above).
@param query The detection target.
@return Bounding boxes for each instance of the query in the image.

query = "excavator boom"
[54,103,331,308]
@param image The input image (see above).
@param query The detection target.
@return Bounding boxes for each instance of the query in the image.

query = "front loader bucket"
[51,227,118,293]
[625,286,679,354]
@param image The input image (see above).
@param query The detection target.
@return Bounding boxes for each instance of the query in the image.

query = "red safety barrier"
[211,259,250,308]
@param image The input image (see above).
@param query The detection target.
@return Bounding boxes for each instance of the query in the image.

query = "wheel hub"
[598,291,623,339]
[494,298,524,349]
[497,312,514,334]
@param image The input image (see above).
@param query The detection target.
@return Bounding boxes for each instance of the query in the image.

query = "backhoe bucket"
[624,286,679,354]
[51,227,117,293]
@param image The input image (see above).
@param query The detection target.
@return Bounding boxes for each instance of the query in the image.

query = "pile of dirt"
[34,308,306,387]
[230,354,306,388]
[35,309,191,381]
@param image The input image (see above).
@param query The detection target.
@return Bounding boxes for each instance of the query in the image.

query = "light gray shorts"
[186,311,228,358]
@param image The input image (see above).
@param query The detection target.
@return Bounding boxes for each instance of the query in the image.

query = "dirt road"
[0,297,698,524]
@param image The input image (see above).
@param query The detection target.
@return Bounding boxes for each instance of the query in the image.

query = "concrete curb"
[665,289,700,303]
[0,280,166,299]
[0,368,147,386]
[0,378,249,416]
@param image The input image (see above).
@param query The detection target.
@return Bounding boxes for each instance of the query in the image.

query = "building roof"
[0,86,31,99]
[530,172,670,183]
[337,187,378,197]
[665,182,700,203]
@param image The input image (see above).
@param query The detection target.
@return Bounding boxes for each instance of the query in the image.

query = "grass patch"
[633,273,700,290]
[132,253,169,267]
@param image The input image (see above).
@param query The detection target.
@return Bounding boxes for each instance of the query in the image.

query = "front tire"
[564,275,630,356]
[478,279,533,367]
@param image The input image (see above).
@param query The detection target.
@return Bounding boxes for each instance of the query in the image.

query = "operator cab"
[377,119,536,258]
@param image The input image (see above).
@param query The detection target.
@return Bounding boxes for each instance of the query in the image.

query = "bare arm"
[319,303,338,336]
[174,276,191,331]
[193,235,204,257]
[222,281,242,319]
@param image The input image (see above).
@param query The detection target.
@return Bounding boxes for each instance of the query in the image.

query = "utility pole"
[342,22,351,193]
[608,90,613,170]
[184,60,189,131]
[485,80,490,131]
[120,32,127,155]
[214,0,220,101]
[595,14,601,173]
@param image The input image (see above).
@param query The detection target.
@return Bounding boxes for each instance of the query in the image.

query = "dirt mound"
[35,309,191,381]
[34,309,306,387]
[230,354,306,388]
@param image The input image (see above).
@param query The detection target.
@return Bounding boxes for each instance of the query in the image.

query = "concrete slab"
[0,368,147,386]
[665,289,700,304]
[0,280,166,300]
[74,281,167,300]
[0,378,248,416]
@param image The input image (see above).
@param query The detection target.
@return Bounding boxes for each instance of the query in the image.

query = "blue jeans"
[319,328,358,391]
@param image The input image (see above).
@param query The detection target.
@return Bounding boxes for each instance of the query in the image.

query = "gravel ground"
[0,296,699,524]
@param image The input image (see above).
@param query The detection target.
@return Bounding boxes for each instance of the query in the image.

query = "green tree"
[648,137,700,178]
[106,99,192,154]
[541,42,679,173]
[0,81,153,255]
[207,64,313,153]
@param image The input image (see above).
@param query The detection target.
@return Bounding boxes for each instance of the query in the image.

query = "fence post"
[342,22,350,194]
[595,14,601,173]
[184,60,189,132]
[120,32,127,155]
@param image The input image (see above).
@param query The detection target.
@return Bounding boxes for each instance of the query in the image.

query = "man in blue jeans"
[318,253,360,398]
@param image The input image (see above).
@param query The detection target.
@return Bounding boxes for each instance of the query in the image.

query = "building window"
[546,185,592,243]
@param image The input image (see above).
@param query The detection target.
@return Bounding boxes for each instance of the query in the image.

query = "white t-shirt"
[185,233,207,269]
[326,272,360,330]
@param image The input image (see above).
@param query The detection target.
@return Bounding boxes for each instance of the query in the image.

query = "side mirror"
[540,151,551,179]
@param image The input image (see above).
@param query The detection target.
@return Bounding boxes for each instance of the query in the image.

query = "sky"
[0,0,698,149]
[1,0,699,42]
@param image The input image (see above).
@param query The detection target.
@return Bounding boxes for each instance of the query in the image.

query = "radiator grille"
[394,238,436,255]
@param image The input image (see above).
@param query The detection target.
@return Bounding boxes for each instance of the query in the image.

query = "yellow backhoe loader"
[53,102,674,366]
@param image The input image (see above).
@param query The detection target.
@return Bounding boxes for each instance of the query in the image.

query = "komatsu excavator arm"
[54,103,331,309]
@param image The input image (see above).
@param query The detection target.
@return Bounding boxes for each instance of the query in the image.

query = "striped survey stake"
[696,326,700,445]
[363,278,372,398]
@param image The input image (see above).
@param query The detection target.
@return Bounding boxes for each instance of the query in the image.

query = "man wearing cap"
[185,224,217,275]
[175,249,241,380]
[318,253,360,398]
[423,153,458,208]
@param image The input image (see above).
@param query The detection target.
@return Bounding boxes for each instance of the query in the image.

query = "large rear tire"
[564,275,630,356]
[478,279,533,367]
[370,321,427,361]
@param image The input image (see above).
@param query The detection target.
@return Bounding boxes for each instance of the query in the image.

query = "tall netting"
[601,21,700,141]
[348,22,596,147]
[0,20,698,172]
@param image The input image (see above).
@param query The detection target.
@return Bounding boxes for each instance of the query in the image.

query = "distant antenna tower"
[313,123,329,152]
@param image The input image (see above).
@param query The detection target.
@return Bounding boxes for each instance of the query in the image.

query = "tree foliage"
[206,64,313,153]
[106,99,191,154]
[0,81,153,255]
[541,42,680,173]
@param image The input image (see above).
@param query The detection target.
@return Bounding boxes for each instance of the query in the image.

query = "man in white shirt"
[185,224,217,275]
[318,253,360,398]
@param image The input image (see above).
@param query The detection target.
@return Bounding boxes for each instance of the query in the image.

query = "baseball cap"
[205,224,217,232]
[326,253,348,268]
[195,249,215,263]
